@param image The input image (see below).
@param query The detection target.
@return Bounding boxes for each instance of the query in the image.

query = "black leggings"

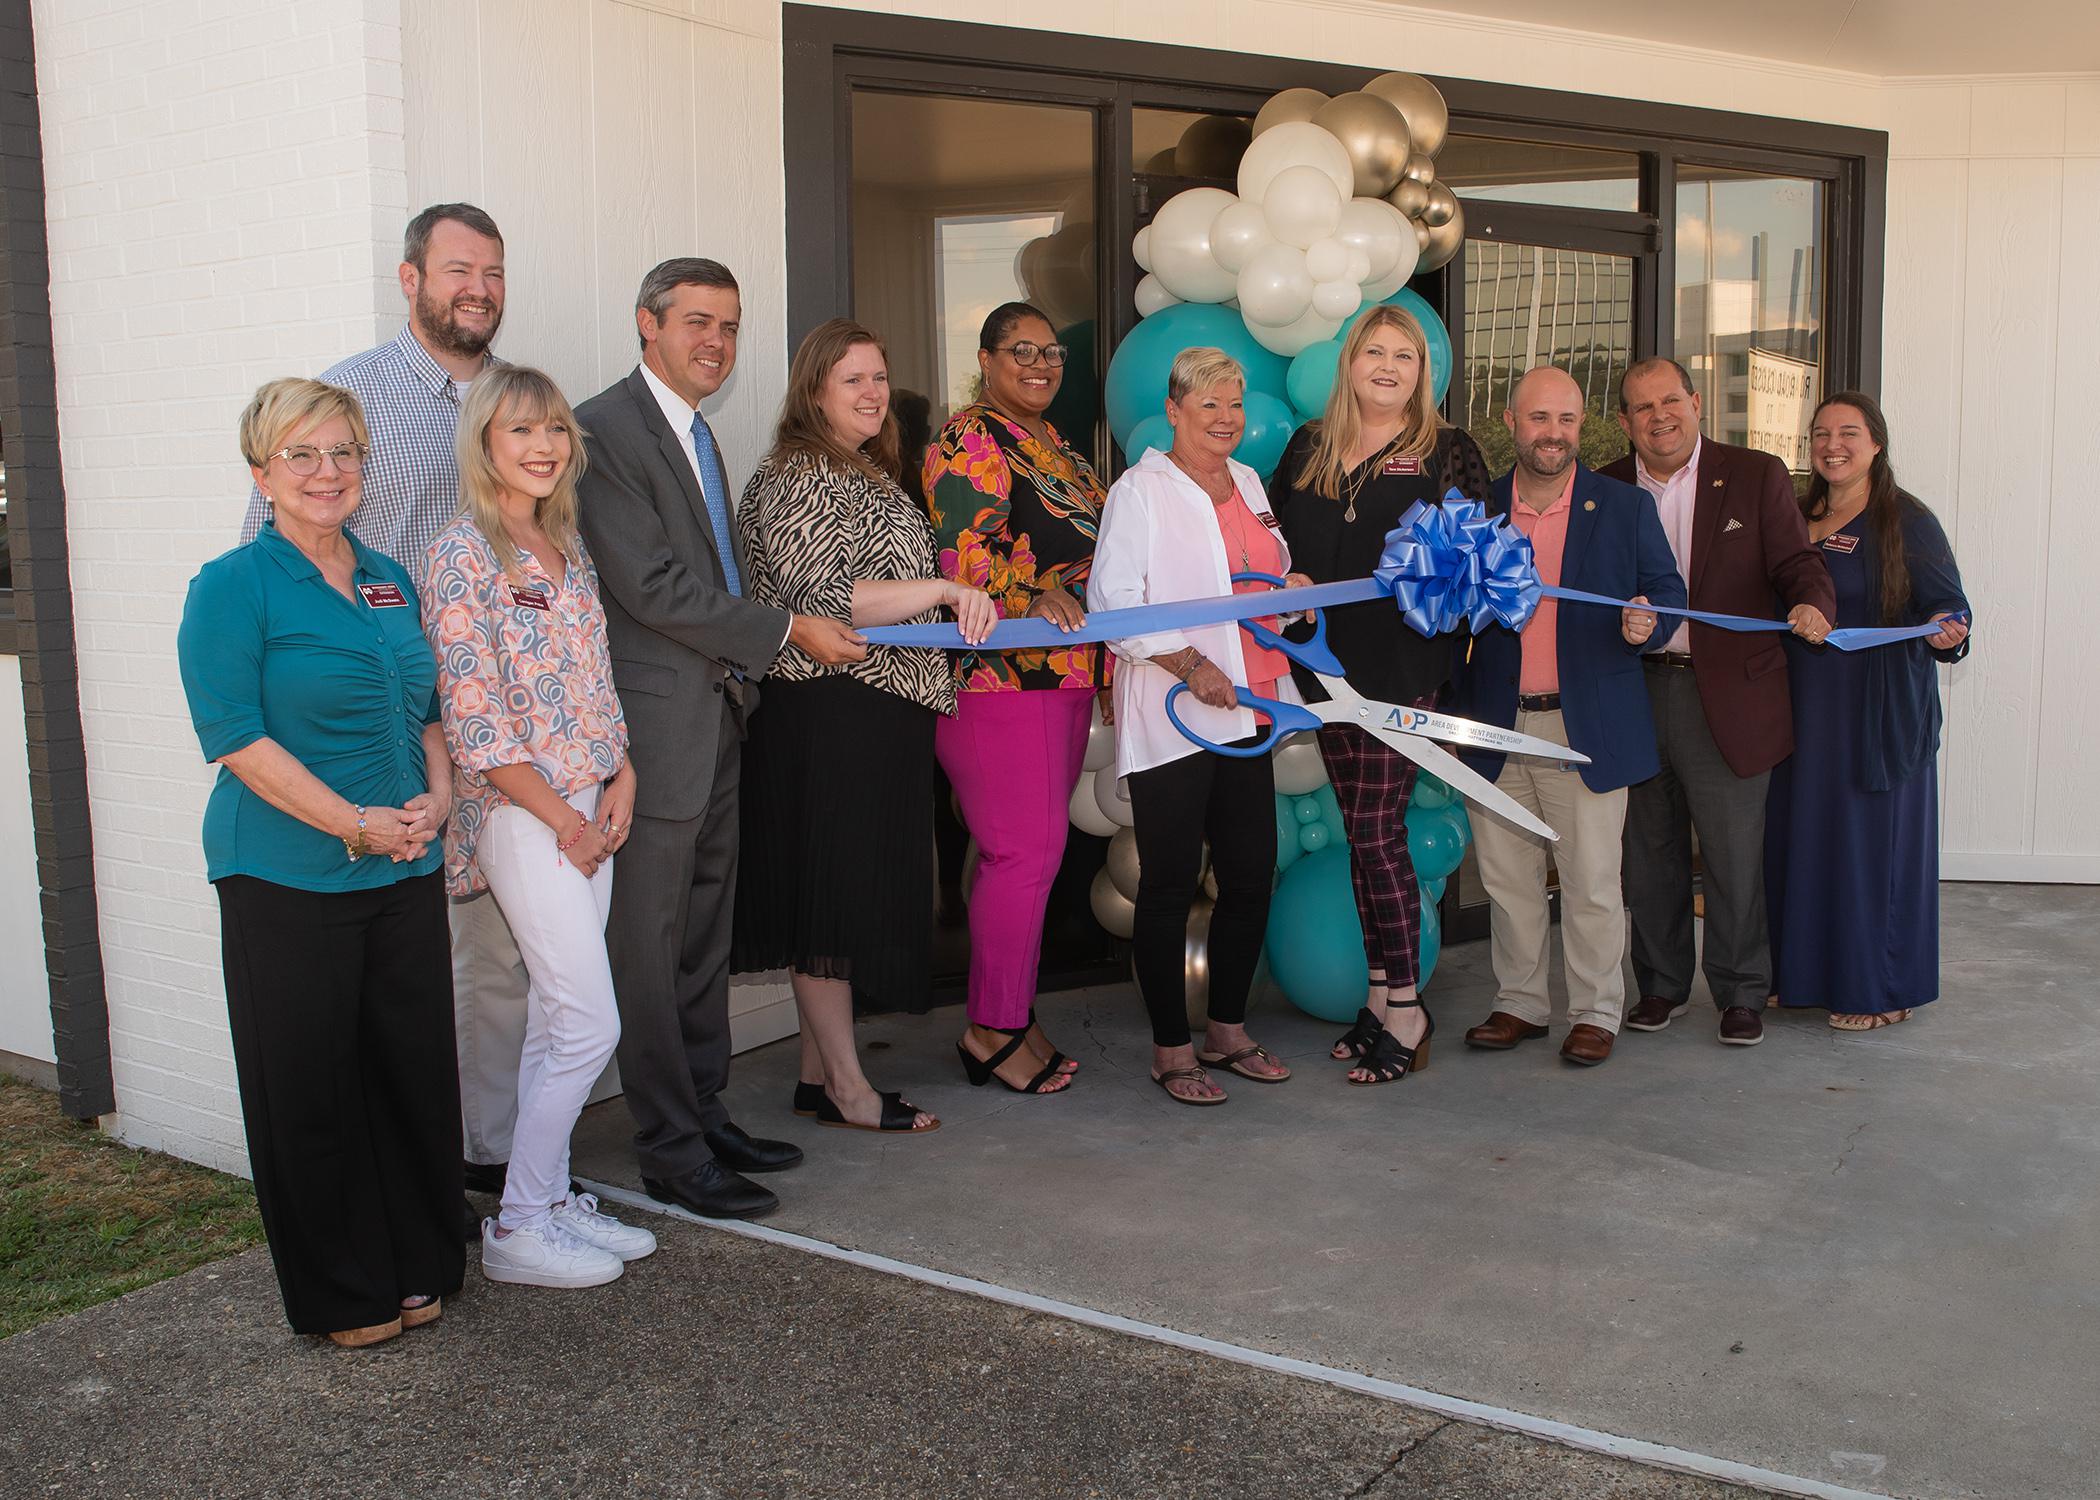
[1127,739,1277,1048]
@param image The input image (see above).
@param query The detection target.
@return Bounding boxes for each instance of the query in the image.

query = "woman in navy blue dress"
[1766,392,1971,1031]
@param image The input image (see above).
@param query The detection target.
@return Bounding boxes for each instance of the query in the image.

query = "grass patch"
[0,1075,265,1339]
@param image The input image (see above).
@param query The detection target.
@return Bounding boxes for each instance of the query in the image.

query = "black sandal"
[816,1090,940,1133]
[957,1028,1068,1095]
[1333,1006,1383,1061]
[1026,1008,1078,1074]
[1347,1004,1435,1086]
[790,1080,825,1117]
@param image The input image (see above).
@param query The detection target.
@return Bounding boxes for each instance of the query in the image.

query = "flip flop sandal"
[816,1090,941,1133]
[1332,1006,1382,1060]
[1829,1009,1911,1031]
[1196,1043,1291,1082]
[1152,1065,1227,1106]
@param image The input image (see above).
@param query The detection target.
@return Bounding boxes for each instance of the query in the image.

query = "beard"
[414,285,501,359]
[1515,436,1575,478]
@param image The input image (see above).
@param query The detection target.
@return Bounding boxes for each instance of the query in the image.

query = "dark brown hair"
[771,318,901,483]
[1800,390,1921,626]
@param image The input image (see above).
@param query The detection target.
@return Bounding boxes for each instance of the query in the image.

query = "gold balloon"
[1386,179,1430,220]
[1421,180,1458,229]
[1402,152,1436,187]
[1310,90,1413,200]
[1386,178,1429,220]
[1090,867,1136,940]
[1415,203,1465,273]
[1253,87,1329,138]
[1364,71,1450,157]
[1182,896,1216,1033]
[1176,114,1252,180]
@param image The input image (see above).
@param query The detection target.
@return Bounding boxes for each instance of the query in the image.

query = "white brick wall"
[34,0,406,1170]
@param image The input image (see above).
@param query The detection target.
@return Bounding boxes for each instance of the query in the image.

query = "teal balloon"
[1237,390,1297,478]
[1311,784,1340,824]
[1421,874,1447,905]
[1298,820,1330,853]
[1418,900,1442,988]
[1274,795,1303,871]
[1447,801,1472,849]
[1286,337,1345,422]
[1121,413,1173,464]
[1103,302,1289,448]
[1411,773,1454,811]
[1293,796,1322,824]
[1380,287,1453,407]
[1265,847,1368,1023]
[1407,804,1466,882]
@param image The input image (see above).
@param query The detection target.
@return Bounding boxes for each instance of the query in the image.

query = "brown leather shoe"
[1560,1024,1615,1066]
[1464,1011,1550,1050]
[1718,1006,1765,1046]
[1624,995,1690,1032]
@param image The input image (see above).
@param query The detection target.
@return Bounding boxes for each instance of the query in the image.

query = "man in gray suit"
[578,258,864,1219]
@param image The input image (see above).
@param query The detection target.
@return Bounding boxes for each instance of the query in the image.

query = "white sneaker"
[480,1216,625,1289]
[551,1193,658,1262]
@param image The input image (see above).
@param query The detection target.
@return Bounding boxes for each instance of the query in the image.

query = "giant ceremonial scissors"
[1163,572,1583,842]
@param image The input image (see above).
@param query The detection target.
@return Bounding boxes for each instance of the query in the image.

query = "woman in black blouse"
[733,318,997,1134]
[1271,304,1492,1086]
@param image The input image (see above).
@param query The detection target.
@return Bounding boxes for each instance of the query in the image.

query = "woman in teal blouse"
[178,378,462,1349]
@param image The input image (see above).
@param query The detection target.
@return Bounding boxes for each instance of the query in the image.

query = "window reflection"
[1674,167,1825,476]
[1133,107,1251,180]
[1438,136,1641,212]
[1463,241,1635,477]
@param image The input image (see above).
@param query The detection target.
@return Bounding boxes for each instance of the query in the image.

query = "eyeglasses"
[994,341,1069,368]
[270,443,368,477]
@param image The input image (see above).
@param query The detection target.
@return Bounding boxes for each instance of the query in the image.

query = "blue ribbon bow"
[1373,491,1541,637]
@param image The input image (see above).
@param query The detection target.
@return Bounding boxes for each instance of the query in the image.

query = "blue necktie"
[689,412,743,596]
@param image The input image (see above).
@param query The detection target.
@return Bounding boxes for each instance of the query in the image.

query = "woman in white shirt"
[1088,348,1310,1105]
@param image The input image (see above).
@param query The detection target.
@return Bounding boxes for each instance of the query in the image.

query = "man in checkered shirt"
[241,203,534,1226]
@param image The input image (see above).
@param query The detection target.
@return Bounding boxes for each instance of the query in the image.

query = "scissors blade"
[1382,705,1590,765]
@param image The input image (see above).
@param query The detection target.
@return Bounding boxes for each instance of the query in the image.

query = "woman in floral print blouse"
[923,302,1108,1096]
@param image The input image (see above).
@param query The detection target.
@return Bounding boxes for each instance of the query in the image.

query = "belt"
[1516,693,1561,712]
[1644,653,1695,669]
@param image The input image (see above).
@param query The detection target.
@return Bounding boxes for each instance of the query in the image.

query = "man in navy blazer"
[1454,367,1685,1066]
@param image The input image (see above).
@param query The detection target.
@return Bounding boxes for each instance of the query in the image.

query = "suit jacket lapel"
[626,369,729,582]
[1689,441,1727,596]
[1561,467,1598,587]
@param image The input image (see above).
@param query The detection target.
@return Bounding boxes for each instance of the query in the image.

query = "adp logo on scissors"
[1384,707,1430,733]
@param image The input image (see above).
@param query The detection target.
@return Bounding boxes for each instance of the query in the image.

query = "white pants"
[451,889,531,1166]
[477,784,620,1227]
[1470,709,1630,1033]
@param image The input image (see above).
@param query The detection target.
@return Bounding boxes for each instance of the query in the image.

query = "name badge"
[1258,511,1282,530]
[509,584,552,611]
[356,582,409,609]
[1381,456,1424,476]
[1822,534,1860,554]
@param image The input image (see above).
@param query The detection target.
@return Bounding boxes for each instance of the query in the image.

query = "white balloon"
[1237,120,1354,205]
[1134,273,1182,318]
[1070,772,1119,836]
[1208,198,1274,274]
[1235,243,1314,329]
[1247,304,1346,357]
[1272,735,1330,795]
[1261,164,1344,249]
[1343,246,1372,285]
[1089,867,1136,939]
[1335,196,1405,284]
[1083,712,1116,772]
[1358,203,1421,300]
[1133,225,1154,274]
[1147,186,1240,303]
[1304,236,1350,283]
[1312,278,1363,321]
[1092,765,1136,828]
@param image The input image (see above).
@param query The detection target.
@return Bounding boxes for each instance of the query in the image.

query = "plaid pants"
[1316,723,1427,989]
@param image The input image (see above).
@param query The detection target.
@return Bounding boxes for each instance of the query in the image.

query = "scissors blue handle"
[1161,571,1334,757]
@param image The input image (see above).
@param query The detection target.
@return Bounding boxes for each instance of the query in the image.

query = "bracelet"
[1172,650,1206,682]
[554,812,591,854]
[342,805,367,861]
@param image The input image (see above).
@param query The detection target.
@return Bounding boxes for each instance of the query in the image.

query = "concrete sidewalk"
[0,1216,1767,1499]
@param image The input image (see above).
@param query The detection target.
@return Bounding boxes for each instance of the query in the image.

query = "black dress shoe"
[642,1161,779,1220]
[462,1159,508,1195]
[704,1121,805,1174]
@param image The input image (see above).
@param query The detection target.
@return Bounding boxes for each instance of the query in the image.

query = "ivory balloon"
[1175,114,1252,179]
[1358,205,1420,300]
[1304,236,1351,284]
[1272,735,1330,795]
[1311,90,1414,199]
[1401,152,1436,187]
[1147,186,1241,304]
[1181,895,1217,1032]
[1252,87,1328,138]
[1092,764,1136,828]
[1134,273,1182,318]
[1334,197,1405,283]
[1090,867,1136,939]
[1133,225,1155,273]
[962,840,983,901]
[1107,826,1142,901]
[1343,246,1372,286]
[1070,772,1119,836]
[1421,180,1458,229]
[1415,202,1465,273]
[1246,304,1346,357]
[1386,178,1430,220]
[1238,120,1355,206]
[1260,164,1344,249]
[1311,278,1363,321]
[1083,704,1116,772]
[1235,242,1315,328]
[1208,198,1275,275]
[1364,71,1450,157]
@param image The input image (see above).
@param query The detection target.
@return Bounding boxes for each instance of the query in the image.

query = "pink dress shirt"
[1505,472,1576,696]
[1633,436,1700,655]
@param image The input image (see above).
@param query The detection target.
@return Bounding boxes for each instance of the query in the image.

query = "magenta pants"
[935,687,1094,1030]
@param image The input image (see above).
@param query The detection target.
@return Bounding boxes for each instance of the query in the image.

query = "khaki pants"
[1470,708,1629,1033]
[451,889,531,1166]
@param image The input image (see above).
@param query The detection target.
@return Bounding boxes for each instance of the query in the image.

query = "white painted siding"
[0,656,54,1065]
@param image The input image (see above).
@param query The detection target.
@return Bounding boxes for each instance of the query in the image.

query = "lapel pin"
[1712,479,1724,487]
[1583,499,1596,510]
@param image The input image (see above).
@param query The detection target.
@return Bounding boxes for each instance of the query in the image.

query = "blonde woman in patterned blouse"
[733,319,997,1135]
[423,366,658,1288]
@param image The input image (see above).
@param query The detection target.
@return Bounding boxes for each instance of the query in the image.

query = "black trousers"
[1127,739,1277,1048]
[216,871,463,1336]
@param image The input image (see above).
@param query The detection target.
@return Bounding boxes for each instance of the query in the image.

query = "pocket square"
[1722,517,1745,533]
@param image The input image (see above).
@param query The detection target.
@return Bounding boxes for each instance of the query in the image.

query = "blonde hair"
[1295,305,1442,500]
[1167,346,1246,403]
[455,365,589,580]
[239,378,368,470]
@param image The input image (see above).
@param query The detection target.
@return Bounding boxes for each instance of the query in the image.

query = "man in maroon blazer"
[1602,359,1834,1048]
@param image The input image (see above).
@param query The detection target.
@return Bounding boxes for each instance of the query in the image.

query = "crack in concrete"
[1347,1418,1457,1496]
[1832,1119,1868,1175]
